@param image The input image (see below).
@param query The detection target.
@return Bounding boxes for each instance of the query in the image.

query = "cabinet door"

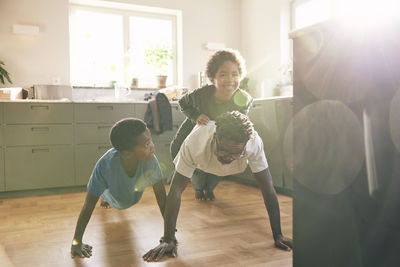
[0,148,4,191]
[4,125,73,146]
[0,125,3,147]
[75,124,112,144]
[75,144,111,185]
[75,103,134,123]
[0,103,3,124]
[248,101,283,188]
[171,103,186,126]
[5,145,74,191]
[153,139,175,181]
[275,98,293,191]
[4,103,73,124]
[134,103,147,121]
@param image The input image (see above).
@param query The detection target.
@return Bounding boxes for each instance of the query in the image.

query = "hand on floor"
[71,242,93,258]
[274,234,293,251]
[142,240,177,262]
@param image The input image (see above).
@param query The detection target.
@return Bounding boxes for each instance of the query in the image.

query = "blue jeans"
[191,169,222,193]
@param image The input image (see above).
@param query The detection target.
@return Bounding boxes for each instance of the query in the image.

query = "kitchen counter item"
[33,84,72,100]
[0,88,22,100]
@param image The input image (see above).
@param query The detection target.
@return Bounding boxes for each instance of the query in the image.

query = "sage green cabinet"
[0,148,4,191]
[4,125,73,146]
[0,104,3,191]
[3,103,74,191]
[74,103,134,185]
[134,102,184,181]
[228,97,293,195]
[74,103,134,123]
[74,144,111,185]
[4,103,72,124]
[5,145,74,191]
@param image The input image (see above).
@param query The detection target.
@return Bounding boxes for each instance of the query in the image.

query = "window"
[69,1,181,88]
[291,0,332,30]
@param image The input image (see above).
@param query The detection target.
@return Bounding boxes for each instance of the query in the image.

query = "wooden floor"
[0,181,293,267]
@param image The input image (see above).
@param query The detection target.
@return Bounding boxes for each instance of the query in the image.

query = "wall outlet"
[52,77,60,85]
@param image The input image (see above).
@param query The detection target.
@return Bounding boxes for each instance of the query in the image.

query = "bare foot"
[205,191,215,200]
[195,190,205,200]
[100,199,111,209]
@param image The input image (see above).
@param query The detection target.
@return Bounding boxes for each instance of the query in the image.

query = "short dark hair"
[206,49,247,80]
[215,111,254,143]
[110,118,147,151]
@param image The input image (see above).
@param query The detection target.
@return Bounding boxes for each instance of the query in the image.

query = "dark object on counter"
[22,88,28,99]
[144,91,172,134]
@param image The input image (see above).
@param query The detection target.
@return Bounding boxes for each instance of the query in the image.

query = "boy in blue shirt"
[71,118,166,258]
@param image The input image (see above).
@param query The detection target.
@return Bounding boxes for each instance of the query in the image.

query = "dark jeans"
[191,169,222,193]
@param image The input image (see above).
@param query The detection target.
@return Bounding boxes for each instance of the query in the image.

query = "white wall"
[240,0,292,98]
[0,0,70,88]
[0,0,291,97]
[0,0,241,89]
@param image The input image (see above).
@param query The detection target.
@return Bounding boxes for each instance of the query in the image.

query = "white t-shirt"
[174,121,268,178]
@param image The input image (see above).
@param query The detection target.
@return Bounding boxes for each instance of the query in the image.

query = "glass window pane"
[295,0,331,29]
[129,16,174,87]
[70,10,123,86]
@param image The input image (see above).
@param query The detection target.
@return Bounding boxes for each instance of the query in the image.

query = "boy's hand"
[142,240,177,262]
[274,235,293,251]
[71,242,93,258]
[196,114,210,125]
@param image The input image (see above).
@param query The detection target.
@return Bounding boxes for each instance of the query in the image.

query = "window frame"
[69,0,182,87]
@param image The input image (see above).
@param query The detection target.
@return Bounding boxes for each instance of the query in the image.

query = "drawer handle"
[97,126,111,130]
[97,106,114,111]
[31,127,50,132]
[252,104,262,109]
[97,145,110,150]
[31,105,49,110]
[32,148,50,153]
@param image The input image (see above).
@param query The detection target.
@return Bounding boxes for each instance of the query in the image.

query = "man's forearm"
[254,169,283,239]
[153,181,167,218]
[163,172,189,242]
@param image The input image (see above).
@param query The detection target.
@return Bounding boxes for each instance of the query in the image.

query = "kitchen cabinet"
[0,103,4,191]
[74,103,134,185]
[227,97,293,195]
[134,102,185,181]
[3,103,74,191]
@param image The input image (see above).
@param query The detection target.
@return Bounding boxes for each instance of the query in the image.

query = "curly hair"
[215,111,254,143]
[110,118,147,152]
[206,49,247,80]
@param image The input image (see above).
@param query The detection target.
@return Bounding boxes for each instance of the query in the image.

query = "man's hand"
[274,234,293,251]
[196,114,210,125]
[71,242,93,258]
[142,241,177,262]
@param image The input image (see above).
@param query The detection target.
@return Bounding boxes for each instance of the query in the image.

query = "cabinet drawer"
[5,145,74,191]
[4,103,73,124]
[0,125,3,147]
[134,103,147,121]
[75,144,112,185]
[75,103,134,123]
[171,104,186,124]
[4,125,73,146]
[154,142,174,181]
[75,124,112,144]
[0,103,3,124]
[0,148,4,191]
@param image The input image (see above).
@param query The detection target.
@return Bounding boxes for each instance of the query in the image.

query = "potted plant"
[144,44,173,89]
[0,60,12,85]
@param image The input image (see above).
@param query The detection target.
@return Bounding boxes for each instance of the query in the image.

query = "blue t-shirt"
[87,148,162,210]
